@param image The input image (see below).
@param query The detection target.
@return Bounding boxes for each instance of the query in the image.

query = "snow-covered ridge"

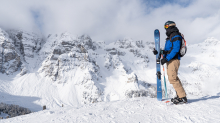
[0,28,156,111]
[0,27,220,114]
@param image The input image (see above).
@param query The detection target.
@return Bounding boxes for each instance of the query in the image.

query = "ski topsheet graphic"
[154,29,162,101]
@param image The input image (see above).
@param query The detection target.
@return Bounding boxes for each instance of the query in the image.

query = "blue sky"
[0,0,220,44]
[31,10,43,32]
[32,0,193,33]
[142,0,192,8]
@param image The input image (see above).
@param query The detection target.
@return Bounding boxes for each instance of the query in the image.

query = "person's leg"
[167,59,186,98]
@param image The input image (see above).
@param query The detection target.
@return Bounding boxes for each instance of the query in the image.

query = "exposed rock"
[0,27,156,105]
[0,29,21,75]
[38,33,102,104]
[127,73,138,83]
[105,48,126,56]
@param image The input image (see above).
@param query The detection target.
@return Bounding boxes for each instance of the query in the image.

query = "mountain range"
[0,27,220,114]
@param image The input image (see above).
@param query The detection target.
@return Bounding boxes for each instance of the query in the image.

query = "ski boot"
[171,95,179,102]
[173,97,187,105]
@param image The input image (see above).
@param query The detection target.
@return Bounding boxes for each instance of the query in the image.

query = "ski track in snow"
[1,97,220,123]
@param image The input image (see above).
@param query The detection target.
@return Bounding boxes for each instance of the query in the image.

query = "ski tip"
[154,29,159,33]
[165,101,170,103]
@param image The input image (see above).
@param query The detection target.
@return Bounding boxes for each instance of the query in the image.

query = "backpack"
[169,32,187,57]
[179,34,187,57]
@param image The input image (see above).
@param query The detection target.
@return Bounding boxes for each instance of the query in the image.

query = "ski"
[161,52,168,102]
[154,29,162,101]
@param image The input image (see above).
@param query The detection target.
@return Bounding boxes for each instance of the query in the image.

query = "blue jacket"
[164,34,182,61]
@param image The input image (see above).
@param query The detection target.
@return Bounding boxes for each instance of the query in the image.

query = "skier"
[153,21,187,104]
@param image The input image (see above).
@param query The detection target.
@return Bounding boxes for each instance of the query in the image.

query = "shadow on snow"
[0,91,42,112]
[188,95,220,104]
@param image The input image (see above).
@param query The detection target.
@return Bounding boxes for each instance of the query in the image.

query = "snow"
[0,27,220,122]
[1,96,220,123]
[0,112,9,119]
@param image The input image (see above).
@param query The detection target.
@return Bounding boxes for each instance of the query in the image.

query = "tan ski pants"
[166,59,186,98]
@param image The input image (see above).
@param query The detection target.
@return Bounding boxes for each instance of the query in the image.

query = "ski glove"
[160,50,168,55]
[153,48,158,55]
[161,58,168,65]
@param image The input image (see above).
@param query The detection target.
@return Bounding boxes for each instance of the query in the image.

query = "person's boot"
[171,92,179,102]
[171,95,179,102]
[173,97,187,104]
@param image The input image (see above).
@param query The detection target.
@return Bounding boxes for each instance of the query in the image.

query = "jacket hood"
[166,26,179,37]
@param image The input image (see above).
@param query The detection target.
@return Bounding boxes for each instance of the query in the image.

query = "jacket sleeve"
[166,36,181,61]
[163,39,169,58]
[163,45,166,58]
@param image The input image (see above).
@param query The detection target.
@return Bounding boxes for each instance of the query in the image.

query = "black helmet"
[164,21,176,29]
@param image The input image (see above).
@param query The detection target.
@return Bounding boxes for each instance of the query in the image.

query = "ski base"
[154,29,162,101]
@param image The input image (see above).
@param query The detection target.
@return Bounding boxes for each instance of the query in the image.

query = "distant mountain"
[0,28,219,111]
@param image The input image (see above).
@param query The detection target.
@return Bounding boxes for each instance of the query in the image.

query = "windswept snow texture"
[1,97,220,123]
[0,27,220,122]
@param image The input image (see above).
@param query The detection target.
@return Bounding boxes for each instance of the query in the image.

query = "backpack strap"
[170,32,182,42]
[167,32,182,54]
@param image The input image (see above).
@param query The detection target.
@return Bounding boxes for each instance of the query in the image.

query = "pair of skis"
[154,29,168,102]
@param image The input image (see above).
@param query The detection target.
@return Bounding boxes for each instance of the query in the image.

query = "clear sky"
[0,0,220,44]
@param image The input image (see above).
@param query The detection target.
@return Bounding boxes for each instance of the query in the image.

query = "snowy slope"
[1,96,220,123]
[0,27,220,122]
[179,37,220,96]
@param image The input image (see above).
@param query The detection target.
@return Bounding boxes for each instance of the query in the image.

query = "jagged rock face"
[0,28,156,105]
[105,48,126,56]
[115,38,145,49]
[7,29,43,62]
[39,34,98,81]
[37,33,156,104]
[104,54,123,70]
[0,29,21,75]
[124,73,156,98]
[111,38,151,64]
[38,33,102,104]
[127,73,138,83]
[0,28,43,75]
[4,30,43,75]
